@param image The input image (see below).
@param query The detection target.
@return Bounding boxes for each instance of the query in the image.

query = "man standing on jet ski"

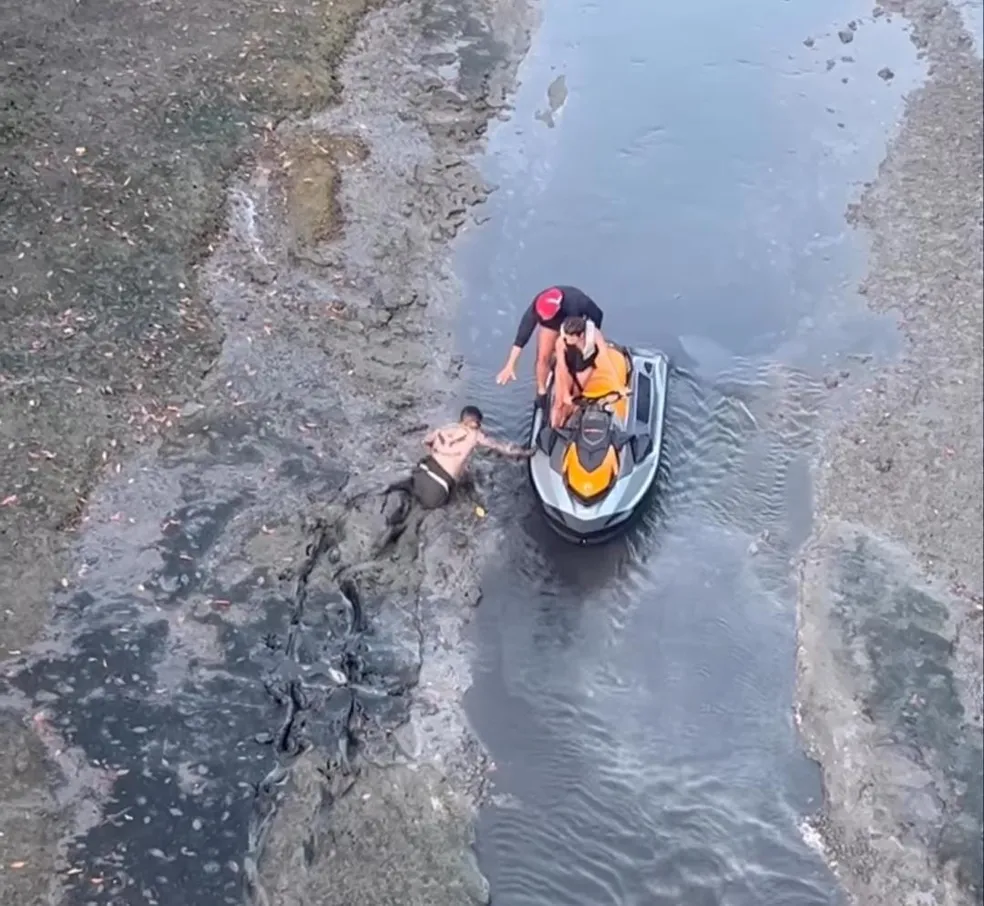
[495,285,605,408]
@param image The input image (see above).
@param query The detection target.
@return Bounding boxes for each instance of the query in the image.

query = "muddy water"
[456,1,924,902]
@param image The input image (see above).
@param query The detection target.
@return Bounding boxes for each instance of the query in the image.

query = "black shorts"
[411,456,455,509]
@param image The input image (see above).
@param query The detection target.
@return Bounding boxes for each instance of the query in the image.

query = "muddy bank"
[0,0,384,654]
[0,0,533,903]
[797,1,983,904]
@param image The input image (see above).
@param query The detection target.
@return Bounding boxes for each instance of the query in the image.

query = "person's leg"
[380,474,413,507]
[550,364,575,429]
[535,326,559,395]
[373,478,413,554]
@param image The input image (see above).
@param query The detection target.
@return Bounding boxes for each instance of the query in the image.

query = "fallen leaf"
[474,506,486,518]
[1,495,17,507]
[10,861,26,869]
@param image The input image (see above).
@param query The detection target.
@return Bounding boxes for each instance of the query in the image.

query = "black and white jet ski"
[528,343,669,544]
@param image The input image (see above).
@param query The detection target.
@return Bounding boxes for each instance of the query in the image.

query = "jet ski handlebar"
[575,388,631,412]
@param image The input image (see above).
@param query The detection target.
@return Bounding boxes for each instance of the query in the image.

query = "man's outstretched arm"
[512,302,539,350]
[476,430,534,459]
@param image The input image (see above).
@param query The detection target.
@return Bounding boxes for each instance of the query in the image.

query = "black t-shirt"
[512,285,604,349]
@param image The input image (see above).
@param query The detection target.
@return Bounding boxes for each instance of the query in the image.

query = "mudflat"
[0,0,532,902]
[797,2,983,904]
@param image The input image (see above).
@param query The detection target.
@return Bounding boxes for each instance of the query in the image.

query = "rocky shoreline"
[0,0,532,903]
[796,1,983,904]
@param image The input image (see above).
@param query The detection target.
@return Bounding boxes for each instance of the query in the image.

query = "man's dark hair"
[561,315,586,336]
[460,405,483,425]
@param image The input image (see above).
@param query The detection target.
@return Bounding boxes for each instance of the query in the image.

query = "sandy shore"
[0,0,531,903]
[796,1,983,904]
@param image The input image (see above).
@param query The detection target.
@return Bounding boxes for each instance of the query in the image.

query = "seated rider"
[496,285,605,409]
[403,405,534,509]
[550,315,620,429]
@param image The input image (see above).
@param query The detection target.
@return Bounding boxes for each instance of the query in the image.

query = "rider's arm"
[512,302,539,350]
[475,430,534,459]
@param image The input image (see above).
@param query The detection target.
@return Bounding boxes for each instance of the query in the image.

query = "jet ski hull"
[528,347,669,545]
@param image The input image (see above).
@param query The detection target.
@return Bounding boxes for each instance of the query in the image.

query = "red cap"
[534,287,563,321]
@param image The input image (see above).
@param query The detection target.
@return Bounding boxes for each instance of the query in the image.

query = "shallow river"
[456,0,924,902]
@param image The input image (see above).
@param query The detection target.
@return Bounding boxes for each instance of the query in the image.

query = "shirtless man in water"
[409,405,534,508]
[374,406,532,553]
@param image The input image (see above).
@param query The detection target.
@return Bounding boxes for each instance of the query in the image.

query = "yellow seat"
[580,345,630,422]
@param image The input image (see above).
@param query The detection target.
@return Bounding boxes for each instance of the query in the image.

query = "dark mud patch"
[0,440,481,904]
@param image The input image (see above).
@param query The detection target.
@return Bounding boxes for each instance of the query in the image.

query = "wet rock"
[878,67,895,82]
[534,74,568,129]
[803,37,815,48]
[838,29,855,44]
[873,455,893,473]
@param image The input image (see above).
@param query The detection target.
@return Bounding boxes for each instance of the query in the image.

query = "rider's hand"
[496,364,516,385]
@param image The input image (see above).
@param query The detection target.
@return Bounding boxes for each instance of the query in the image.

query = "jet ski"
[528,343,669,544]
